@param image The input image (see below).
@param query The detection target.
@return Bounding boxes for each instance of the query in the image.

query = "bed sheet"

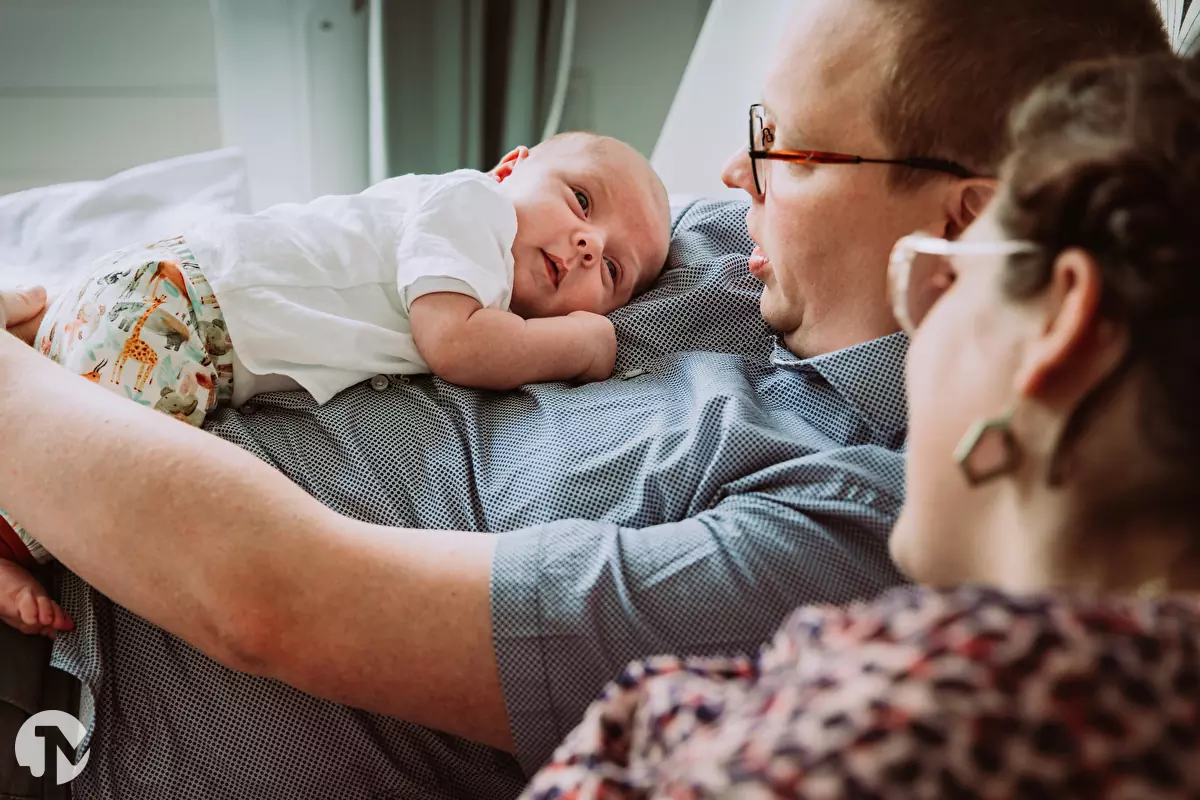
[0,149,249,296]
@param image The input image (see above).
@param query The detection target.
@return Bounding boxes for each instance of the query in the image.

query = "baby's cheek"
[578,284,608,313]
[508,269,539,316]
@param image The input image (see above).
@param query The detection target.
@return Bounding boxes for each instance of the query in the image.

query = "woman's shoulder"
[731,586,1200,795]
[761,584,1200,705]
[531,586,1200,798]
[771,584,1200,664]
[777,583,1200,645]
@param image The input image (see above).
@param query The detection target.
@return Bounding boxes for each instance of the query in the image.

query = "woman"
[521,53,1200,797]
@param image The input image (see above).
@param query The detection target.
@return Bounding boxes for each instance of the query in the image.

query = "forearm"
[0,334,512,749]
[492,453,907,769]
[431,309,590,389]
[254,513,510,750]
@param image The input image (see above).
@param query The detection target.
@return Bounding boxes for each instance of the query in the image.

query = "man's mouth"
[748,245,771,278]
[542,250,563,288]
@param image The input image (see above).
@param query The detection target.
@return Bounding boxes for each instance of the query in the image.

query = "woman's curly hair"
[994,53,1200,511]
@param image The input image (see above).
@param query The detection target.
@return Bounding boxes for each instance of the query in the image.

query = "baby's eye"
[605,257,618,282]
[574,189,590,216]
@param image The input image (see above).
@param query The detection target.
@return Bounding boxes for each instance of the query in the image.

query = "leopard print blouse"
[522,585,1200,799]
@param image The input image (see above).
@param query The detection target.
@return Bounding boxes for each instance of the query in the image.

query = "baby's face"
[491,137,670,319]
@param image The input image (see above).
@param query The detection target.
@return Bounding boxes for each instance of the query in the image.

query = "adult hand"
[1,286,48,345]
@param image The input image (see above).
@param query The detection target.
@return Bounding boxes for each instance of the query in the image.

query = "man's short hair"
[868,0,1171,186]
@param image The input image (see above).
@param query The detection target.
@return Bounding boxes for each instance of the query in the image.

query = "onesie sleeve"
[395,176,518,313]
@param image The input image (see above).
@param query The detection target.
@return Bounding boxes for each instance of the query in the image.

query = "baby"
[0,131,671,637]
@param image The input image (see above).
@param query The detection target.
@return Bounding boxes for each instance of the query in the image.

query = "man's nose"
[721,147,758,197]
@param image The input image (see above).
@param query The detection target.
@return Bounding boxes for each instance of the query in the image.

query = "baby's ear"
[490,146,530,182]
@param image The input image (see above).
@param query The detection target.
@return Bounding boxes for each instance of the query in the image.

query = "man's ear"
[942,178,998,240]
[490,146,530,182]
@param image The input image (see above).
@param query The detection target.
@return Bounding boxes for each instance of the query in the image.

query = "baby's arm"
[409,292,616,390]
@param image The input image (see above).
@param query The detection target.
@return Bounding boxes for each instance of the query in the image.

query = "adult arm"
[0,283,908,767]
[491,444,910,773]
[409,292,615,388]
[0,331,514,751]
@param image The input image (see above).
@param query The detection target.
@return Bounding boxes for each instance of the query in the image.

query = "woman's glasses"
[748,104,979,195]
[888,234,1041,334]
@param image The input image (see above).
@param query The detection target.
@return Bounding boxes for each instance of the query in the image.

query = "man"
[0,1,1169,797]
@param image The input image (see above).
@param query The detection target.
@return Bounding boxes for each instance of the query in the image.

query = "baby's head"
[489,132,670,318]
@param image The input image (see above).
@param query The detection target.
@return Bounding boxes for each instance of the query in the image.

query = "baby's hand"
[568,310,617,383]
[0,285,49,345]
[0,559,73,639]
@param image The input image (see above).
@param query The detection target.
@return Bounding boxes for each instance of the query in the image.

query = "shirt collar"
[771,332,909,442]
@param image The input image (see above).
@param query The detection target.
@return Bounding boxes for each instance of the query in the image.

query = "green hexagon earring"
[954,404,1021,486]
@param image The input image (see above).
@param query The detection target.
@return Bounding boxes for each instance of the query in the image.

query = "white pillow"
[651,0,790,198]
[0,148,250,295]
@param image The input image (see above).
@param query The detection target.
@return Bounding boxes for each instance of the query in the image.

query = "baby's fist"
[568,311,617,383]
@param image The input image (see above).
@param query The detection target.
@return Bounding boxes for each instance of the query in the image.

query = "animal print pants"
[0,236,236,567]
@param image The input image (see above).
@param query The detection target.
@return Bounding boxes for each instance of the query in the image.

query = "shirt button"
[370,374,390,392]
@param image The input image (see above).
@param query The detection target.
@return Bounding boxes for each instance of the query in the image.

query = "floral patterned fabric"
[523,585,1200,799]
[2,236,234,566]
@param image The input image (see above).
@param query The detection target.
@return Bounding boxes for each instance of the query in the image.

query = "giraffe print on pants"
[1,236,236,565]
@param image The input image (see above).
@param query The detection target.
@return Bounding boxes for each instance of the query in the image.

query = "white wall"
[210,0,369,209]
[0,0,699,198]
[652,0,792,197]
[0,0,222,195]
[560,0,710,157]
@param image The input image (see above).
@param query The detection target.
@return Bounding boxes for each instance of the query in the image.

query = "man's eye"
[605,257,618,282]
[574,190,590,215]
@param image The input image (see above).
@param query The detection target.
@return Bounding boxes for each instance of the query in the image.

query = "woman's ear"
[489,146,530,182]
[1013,247,1126,400]
[943,179,998,240]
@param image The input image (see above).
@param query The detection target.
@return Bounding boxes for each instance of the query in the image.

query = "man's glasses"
[748,104,979,195]
[888,234,1041,334]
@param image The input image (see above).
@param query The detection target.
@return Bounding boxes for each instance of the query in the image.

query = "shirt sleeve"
[491,443,910,775]
[404,276,484,307]
[396,176,517,313]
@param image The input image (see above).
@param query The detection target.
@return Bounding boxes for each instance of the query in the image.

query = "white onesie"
[184,169,517,405]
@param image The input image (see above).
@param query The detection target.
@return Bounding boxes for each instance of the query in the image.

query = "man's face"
[495,140,669,319]
[721,0,954,357]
